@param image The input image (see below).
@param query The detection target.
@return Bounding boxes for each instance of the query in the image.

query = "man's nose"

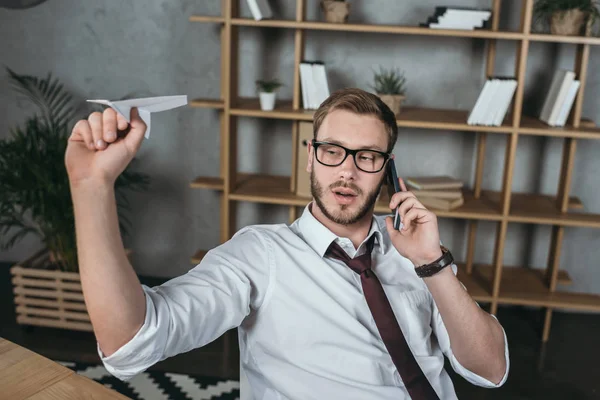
[338,154,358,179]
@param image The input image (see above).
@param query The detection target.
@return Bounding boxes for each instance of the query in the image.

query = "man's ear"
[306,140,313,173]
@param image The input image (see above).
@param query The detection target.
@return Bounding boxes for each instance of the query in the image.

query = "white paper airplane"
[86,95,188,138]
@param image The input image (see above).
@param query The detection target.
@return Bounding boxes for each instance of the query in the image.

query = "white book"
[468,80,491,125]
[246,0,272,21]
[555,80,580,126]
[313,63,330,108]
[481,78,500,125]
[548,71,575,126]
[299,63,312,109]
[540,69,567,123]
[493,80,517,126]
[488,80,506,126]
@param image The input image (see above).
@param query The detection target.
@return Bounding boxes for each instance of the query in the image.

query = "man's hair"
[312,87,398,153]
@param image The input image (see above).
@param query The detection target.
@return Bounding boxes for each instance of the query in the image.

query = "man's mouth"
[332,188,357,197]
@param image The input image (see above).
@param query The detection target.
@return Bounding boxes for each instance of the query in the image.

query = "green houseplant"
[256,78,283,111]
[0,67,150,273]
[371,66,407,116]
[533,0,600,36]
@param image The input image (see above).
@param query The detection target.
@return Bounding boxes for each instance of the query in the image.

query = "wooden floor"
[1,262,599,399]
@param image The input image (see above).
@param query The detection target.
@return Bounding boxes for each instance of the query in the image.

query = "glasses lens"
[316,143,346,166]
[356,151,385,172]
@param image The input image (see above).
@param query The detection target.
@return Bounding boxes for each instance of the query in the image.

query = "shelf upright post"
[465,0,502,276]
[542,26,591,342]
[289,0,308,223]
[489,0,533,315]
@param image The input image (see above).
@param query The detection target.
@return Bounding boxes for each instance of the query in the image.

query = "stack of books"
[539,69,580,127]
[467,77,518,126]
[420,6,491,30]
[300,61,330,110]
[405,175,465,211]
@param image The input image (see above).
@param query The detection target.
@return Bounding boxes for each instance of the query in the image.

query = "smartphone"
[386,157,403,230]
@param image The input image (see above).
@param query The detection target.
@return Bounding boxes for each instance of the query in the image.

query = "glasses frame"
[311,139,391,173]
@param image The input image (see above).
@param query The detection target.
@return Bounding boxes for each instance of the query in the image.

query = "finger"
[123,107,147,154]
[102,108,118,143]
[389,190,417,209]
[402,207,429,231]
[116,112,129,131]
[71,120,96,150]
[398,197,419,223]
[399,177,408,192]
[88,112,106,150]
[384,216,399,237]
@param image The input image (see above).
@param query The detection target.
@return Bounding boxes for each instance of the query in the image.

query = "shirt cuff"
[96,284,163,381]
[448,314,510,388]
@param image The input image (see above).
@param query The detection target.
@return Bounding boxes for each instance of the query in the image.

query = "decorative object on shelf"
[468,76,517,126]
[320,0,350,24]
[1,67,149,331]
[245,0,273,21]
[540,69,580,127]
[256,78,283,111]
[420,6,492,30]
[299,61,330,110]
[371,66,407,115]
[533,0,600,36]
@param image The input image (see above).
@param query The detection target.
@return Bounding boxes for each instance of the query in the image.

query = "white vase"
[259,92,276,111]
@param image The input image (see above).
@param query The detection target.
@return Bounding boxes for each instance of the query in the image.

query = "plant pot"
[10,248,132,332]
[550,9,589,36]
[378,94,406,116]
[259,92,276,111]
[321,0,350,24]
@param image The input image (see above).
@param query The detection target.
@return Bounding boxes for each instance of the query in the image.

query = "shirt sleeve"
[96,227,273,381]
[430,263,510,388]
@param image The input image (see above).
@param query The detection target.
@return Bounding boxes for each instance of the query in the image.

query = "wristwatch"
[415,246,454,278]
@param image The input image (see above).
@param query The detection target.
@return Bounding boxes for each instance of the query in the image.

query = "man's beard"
[310,169,384,226]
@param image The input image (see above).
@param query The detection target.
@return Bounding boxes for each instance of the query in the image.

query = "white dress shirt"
[98,204,509,399]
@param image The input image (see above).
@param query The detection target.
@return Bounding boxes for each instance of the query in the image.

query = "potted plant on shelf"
[256,78,283,111]
[370,66,407,116]
[533,0,600,36]
[1,67,150,332]
[320,0,350,23]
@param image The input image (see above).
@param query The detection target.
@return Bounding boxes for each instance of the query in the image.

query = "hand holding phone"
[386,157,403,230]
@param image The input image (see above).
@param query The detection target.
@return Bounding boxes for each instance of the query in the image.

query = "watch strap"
[415,246,454,278]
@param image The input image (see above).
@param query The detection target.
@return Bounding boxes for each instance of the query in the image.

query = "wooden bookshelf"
[188,0,600,343]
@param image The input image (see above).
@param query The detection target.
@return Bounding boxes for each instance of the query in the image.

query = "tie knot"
[325,236,375,275]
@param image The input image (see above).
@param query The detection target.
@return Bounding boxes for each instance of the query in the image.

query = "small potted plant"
[320,0,350,24]
[2,67,149,332]
[256,78,283,111]
[533,0,600,36]
[370,66,407,116]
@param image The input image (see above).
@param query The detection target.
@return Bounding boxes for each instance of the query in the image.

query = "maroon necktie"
[325,236,439,399]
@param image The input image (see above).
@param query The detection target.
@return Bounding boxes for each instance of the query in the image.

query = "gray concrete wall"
[1,0,599,297]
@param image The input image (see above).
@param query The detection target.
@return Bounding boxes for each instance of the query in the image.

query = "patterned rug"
[57,360,240,400]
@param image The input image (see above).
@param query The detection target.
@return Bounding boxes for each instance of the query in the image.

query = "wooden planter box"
[9,248,132,332]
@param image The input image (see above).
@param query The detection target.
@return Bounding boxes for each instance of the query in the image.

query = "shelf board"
[191,249,208,265]
[468,264,600,312]
[190,98,225,109]
[528,32,600,45]
[231,98,314,120]
[519,116,600,139]
[189,15,225,23]
[506,192,600,228]
[228,18,524,40]
[190,176,224,190]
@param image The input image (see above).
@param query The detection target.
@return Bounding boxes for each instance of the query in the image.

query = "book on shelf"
[405,175,464,190]
[245,0,272,21]
[300,61,330,110]
[540,69,579,127]
[420,6,491,30]
[410,188,463,200]
[467,76,517,126]
[295,121,313,198]
[419,195,465,211]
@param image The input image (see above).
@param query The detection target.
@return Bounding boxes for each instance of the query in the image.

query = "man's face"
[307,109,389,225]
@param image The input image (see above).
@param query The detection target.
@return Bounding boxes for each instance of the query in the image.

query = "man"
[66,87,508,399]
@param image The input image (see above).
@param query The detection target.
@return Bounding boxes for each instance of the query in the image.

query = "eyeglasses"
[311,140,391,173]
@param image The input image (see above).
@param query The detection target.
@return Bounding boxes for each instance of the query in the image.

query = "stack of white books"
[300,61,330,110]
[467,77,518,126]
[421,6,491,30]
[539,69,580,127]
[245,0,272,20]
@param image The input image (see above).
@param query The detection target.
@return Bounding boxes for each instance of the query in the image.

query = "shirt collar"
[298,202,387,257]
